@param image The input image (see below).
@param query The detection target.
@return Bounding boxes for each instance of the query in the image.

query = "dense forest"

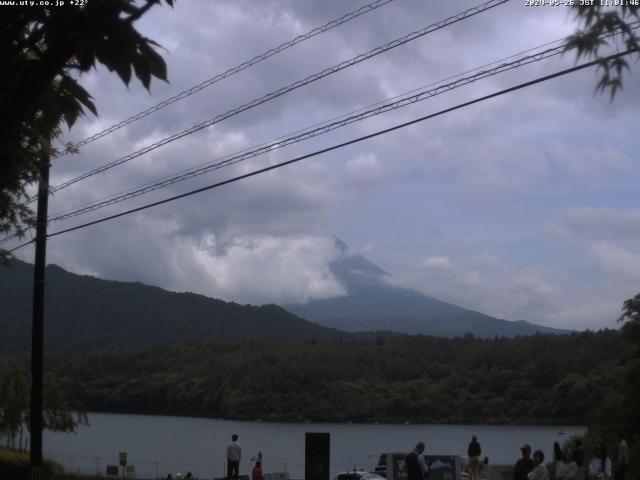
[1,330,633,426]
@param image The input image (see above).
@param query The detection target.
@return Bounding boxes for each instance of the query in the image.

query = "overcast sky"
[12,0,640,329]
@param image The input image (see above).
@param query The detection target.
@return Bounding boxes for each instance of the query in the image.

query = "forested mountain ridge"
[1,256,562,355]
[0,260,352,354]
[21,329,631,425]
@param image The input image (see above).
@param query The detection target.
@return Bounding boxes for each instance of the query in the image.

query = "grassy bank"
[0,447,61,479]
[0,448,117,480]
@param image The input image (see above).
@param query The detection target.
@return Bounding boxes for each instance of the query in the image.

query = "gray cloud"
[561,207,640,239]
[11,0,640,327]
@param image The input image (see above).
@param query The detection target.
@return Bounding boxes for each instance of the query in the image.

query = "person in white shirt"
[556,447,578,480]
[616,434,629,480]
[227,433,242,480]
[527,450,549,480]
[588,444,612,480]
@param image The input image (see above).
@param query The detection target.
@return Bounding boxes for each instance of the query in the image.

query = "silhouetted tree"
[566,5,640,98]
[0,0,175,262]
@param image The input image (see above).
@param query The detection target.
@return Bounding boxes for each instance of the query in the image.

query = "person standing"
[556,447,578,480]
[514,445,534,480]
[227,433,242,480]
[554,442,564,468]
[468,435,482,480]
[574,439,585,469]
[616,434,629,480]
[406,442,429,480]
[528,451,549,480]
[252,460,264,480]
[572,439,585,480]
[588,444,612,480]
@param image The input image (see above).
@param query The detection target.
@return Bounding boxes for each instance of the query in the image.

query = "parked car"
[336,471,387,480]
[374,452,405,478]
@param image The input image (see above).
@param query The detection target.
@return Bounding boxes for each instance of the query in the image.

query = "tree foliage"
[566,5,640,98]
[0,0,174,260]
[617,292,640,442]
[578,292,640,480]
[0,363,88,450]
[7,329,631,426]
[0,365,28,450]
[619,291,640,345]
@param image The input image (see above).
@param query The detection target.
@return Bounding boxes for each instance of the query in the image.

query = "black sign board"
[305,432,330,480]
[106,465,119,476]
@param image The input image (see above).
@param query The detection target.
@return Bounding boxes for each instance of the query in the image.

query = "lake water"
[43,413,585,479]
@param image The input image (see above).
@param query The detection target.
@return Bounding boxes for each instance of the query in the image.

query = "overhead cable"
[0,25,632,246]
[8,48,634,254]
[38,33,577,222]
[43,0,510,196]
[43,23,638,224]
[55,0,399,157]
[48,42,569,222]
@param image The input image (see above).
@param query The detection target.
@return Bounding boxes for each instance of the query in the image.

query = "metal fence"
[46,454,367,479]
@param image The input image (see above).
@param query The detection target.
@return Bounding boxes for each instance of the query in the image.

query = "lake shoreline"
[82,408,586,428]
[45,412,585,479]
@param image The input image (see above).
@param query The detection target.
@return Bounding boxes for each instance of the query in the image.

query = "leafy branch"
[565,5,640,99]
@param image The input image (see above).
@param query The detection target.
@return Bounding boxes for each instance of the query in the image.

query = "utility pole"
[30,153,50,480]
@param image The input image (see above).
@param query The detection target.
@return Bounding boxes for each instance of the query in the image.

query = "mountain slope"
[284,245,565,338]
[0,260,351,354]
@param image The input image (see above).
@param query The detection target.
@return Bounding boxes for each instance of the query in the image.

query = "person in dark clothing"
[468,435,482,480]
[514,444,534,480]
[554,442,564,464]
[406,442,429,480]
[574,439,585,468]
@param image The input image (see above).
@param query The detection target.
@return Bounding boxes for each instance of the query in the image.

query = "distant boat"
[558,430,565,435]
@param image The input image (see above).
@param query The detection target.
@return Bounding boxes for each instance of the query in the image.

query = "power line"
[17,33,578,226]
[0,232,21,245]
[25,23,639,228]
[8,49,634,254]
[40,23,639,225]
[0,16,581,248]
[48,41,570,223]
[49,21,637,223]
[43,0,509,197]
[54,0,399,157]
